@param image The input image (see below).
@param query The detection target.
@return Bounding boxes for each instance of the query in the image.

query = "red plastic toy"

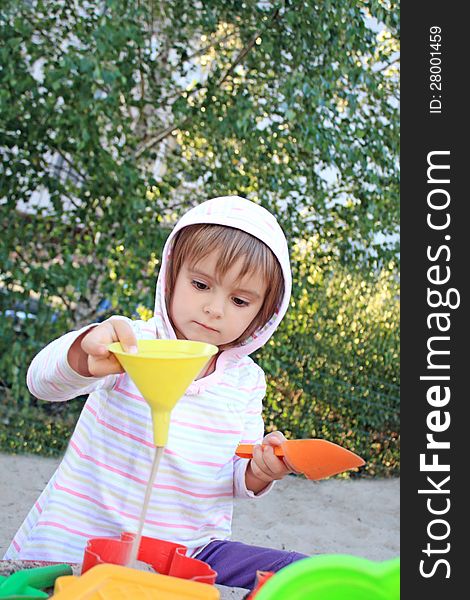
[82,532,217,584]
[244,571,275,599]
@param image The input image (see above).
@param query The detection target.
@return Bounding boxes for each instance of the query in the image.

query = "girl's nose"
[204,296,224,318]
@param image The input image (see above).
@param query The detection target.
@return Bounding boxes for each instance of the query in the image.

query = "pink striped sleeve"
[233,364,275,499]
[27,323,118,402]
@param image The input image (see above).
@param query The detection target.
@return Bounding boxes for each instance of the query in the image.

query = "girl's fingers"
[282,456,297,473]
[251,446,274,481]
[250,461,273,482]
[88,354,124,377]
[109,317,138,353]
[251,445,289,481]
[262,431,287,446]
[81,323,114,357]
[82,317,137,359]
[262,445,290,476]
[76,317,137,378]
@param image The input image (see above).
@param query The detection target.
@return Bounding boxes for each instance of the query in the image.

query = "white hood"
[152,196,292,359]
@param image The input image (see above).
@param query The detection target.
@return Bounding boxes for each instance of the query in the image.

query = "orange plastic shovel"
[235,439,365,480]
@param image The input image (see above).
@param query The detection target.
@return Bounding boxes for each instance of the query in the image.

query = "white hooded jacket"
[5,196,292,562]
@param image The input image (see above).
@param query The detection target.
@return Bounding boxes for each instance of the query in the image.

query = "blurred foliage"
[0,0,399,475]
[258,239,399,477]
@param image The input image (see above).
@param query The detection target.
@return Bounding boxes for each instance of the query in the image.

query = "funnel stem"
[127,445,164,568]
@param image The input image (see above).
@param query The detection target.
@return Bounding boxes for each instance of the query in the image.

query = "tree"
[0,1,399,469]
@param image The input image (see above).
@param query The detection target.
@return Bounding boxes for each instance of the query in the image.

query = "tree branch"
[374,57,399,74]
[134,6,283,159]
[135,121,186,159]
[180,31,239,66]
[218,7,281,86]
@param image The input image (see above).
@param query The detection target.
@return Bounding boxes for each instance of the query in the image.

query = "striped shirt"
[4,318,271,562]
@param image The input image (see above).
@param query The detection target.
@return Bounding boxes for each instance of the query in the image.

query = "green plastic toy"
[254,554,400,600]
[0,564,73,599]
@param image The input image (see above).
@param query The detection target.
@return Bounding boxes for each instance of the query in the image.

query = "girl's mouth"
[194,321,219,333]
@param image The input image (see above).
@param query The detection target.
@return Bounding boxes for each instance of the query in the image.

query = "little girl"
[4,196,307,589]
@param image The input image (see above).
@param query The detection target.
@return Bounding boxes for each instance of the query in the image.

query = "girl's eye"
[192,280,208,290]
[232,297,248,307]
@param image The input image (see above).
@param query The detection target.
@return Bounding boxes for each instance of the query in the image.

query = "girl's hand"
[248,431,294,485]
[68,317,138,377]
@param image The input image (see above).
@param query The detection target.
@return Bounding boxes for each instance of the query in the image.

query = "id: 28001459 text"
[429,25,443,115]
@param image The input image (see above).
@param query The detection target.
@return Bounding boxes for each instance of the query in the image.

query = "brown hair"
[166,224,284,347]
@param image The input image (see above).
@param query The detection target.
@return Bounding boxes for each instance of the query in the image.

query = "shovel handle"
[0,564,73,595]
[235,444,285,459]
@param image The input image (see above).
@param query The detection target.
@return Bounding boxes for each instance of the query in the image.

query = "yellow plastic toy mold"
[52,564,220,599]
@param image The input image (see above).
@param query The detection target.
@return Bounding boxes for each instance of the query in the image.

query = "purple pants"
[195,540,308,590]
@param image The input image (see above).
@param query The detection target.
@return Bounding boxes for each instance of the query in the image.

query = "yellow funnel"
[109,340,218,447]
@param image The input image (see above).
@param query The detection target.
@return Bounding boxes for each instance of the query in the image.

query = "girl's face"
[169,250,267,347]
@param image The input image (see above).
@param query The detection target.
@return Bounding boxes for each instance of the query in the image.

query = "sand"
[0,453,399,598]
